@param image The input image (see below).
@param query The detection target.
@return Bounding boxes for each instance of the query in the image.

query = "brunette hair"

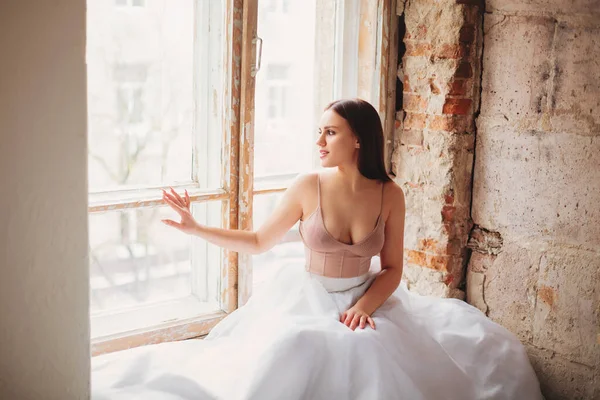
[325,98,392,182]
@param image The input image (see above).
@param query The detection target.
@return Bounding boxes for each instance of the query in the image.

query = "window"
[250,0,357,293]
[87,0,396,355]
[87,0,228,354]
[266,0,290,14]
[266,64,290,121]
[115,0,145,7]
[114,64,148,125]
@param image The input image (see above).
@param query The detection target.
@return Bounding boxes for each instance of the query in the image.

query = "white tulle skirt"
[92,260,543,400]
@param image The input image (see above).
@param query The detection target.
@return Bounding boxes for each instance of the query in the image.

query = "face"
[316,109,360,168]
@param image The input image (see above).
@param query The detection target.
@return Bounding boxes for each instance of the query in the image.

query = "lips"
[319,150,329,158]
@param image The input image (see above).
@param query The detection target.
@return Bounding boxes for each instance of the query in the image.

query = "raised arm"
[162,173,313,255]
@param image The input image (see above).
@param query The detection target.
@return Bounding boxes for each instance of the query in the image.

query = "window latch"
[251,36,263,77]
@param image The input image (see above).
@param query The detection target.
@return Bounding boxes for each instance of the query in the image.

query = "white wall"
[0,1,90,398]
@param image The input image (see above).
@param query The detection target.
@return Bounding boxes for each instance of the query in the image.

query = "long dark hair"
[325,98,392,182]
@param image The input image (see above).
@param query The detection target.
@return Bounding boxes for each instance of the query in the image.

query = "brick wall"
[393,1,599,397]
[392,0,482,298]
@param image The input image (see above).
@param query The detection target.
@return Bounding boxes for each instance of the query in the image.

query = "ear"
[355,142,360,148]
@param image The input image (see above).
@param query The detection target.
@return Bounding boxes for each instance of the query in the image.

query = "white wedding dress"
[92,260,543,399]
[92,176,543,399]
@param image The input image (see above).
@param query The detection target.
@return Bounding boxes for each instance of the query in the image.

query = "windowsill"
[91,294,224,356]
[91,294,220,338]
[91,309,227,356]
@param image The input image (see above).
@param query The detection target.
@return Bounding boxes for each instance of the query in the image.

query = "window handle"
[251,36,263,77]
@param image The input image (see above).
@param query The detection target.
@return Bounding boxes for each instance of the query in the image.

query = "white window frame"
[89,0,250,356]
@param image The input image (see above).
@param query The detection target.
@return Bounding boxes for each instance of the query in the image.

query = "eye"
[317,129,335,136]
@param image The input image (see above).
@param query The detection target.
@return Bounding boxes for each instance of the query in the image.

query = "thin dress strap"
[317,173,321,208]
[379,182,385,218]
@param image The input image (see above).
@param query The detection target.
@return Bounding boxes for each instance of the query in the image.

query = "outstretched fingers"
[170,187,186,207]
[162,188,183,208]
[163,194,186,216]
[162,189,178,205]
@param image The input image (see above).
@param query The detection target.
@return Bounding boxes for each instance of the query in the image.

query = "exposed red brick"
[418,238,438,252]
[403,113,427,130]
[448,79,469,96]
[405,24,428,40]
[435,43,470,59]
[402,74,412,92]
[459,25,476,43]
[442,98,472,115]
[403,93,428,113]
[446,239,463,256]
[408,250,427,266]
[395,120,401,129]
[428,255,451,272]
[444,190,455,205]
[442,222,456,236]
[405,41,432,57]
[409,239,455,272]
[443,274,455,285]
[429,114,469,132]
[442,205,456,222]
[455,62,473,78]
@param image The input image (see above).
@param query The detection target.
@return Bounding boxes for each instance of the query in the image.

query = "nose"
[315,132,326,147]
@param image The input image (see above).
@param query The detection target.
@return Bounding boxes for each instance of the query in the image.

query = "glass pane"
[252,193,305,293]
[86,0,223,191]
[89,201,222,337]
[254,0,318,177]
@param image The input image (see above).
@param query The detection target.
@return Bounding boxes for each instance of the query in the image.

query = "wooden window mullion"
[237,0,258,308]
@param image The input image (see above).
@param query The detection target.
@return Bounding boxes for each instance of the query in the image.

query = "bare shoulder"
[383,180,404,200]
[288,171,318,192]
[283,171,319,203]
[383,180,406,218]
[293,171,320,185]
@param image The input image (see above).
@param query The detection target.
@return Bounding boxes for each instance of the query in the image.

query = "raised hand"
[161,187,199,235]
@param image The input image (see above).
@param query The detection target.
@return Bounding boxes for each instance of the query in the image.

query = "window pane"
[87,0,197,191]
[89,201,222,337]
[266,64,289,80]
[252,193,304,293]
[254,0,317,177]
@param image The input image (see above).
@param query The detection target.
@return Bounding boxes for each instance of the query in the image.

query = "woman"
[92,99,543,399]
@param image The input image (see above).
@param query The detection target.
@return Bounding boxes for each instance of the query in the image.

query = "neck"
[333,165,373,193]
